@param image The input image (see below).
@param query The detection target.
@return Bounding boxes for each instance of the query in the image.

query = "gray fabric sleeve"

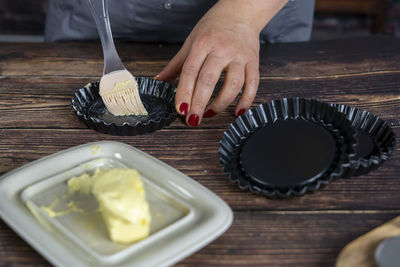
[260,0,315,43]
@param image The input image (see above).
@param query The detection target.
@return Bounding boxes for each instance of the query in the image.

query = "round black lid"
[240,119,336,189]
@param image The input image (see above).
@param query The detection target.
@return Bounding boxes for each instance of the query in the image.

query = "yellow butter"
[41,200,84,218]
[68,168,151,244]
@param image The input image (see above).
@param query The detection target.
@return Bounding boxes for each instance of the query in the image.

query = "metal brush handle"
[86,0,125,75]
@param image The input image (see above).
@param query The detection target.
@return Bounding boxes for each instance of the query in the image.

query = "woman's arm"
[156,0,288,126]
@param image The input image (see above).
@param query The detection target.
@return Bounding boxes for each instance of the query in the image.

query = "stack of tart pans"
[219,98,396,198]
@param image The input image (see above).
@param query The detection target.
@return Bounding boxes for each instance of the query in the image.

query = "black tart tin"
[219,98,357,198]
[331,103,396,176]
[71,77,177,135]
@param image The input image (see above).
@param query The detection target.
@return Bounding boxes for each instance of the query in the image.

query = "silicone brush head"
[99,70,148,116]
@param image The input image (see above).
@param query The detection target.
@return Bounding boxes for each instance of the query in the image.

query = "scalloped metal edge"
[218,98,357,198]
[331,103,396,176]
[71,77,177,136]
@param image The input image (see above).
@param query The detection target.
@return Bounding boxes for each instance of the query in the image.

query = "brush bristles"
[101,80,148,116]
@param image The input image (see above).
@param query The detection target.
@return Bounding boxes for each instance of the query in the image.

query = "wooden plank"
[0,42,179,61]
[178,212,399,266]
[0,129,399,211]
[0,211,397,266]
[0,38,399,78]
[0,73,399,129]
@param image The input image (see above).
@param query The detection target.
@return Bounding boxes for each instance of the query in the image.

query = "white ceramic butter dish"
[0,141,233,267]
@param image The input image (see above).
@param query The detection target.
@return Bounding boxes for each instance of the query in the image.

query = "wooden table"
[0,37,399,266]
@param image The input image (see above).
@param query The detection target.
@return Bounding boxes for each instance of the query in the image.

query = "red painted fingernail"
[188,114,199,127]
[179,102,189,115]
[203,109,216,118]
[237,109,246,117]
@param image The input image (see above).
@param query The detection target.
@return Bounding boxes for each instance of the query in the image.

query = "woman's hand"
[157,15,260,126]
[156,0,288,126]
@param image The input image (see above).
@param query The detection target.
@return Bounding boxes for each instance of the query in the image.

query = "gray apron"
[45,0,314,43]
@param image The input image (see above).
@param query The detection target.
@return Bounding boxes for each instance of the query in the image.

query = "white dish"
[0,141,233,267]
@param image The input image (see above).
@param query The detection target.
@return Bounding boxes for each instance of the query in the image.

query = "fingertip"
[236,108,246,117]
[203,62,244,117]
[177,102,189,116]
[203,109,216,118]
[187,113,200,127]
[156,69,177,82]
[234,62,259,117]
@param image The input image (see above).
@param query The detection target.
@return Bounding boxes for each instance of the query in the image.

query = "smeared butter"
[68,168,151,244]
[41,199,84,218]
[90,145,101,155]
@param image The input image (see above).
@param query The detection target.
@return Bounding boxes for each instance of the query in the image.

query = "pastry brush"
[86,0,147,116]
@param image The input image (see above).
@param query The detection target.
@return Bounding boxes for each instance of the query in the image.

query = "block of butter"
[68,168,151,244]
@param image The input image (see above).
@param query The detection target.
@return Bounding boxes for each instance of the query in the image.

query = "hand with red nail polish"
[153,0,287,126]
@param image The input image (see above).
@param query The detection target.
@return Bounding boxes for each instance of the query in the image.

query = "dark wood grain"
[0,37,399,78]
[0,37,399,266]
[1,211,398,267]
[0,129,399,211]
[0,73,399,129]
[177,212,399,267]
